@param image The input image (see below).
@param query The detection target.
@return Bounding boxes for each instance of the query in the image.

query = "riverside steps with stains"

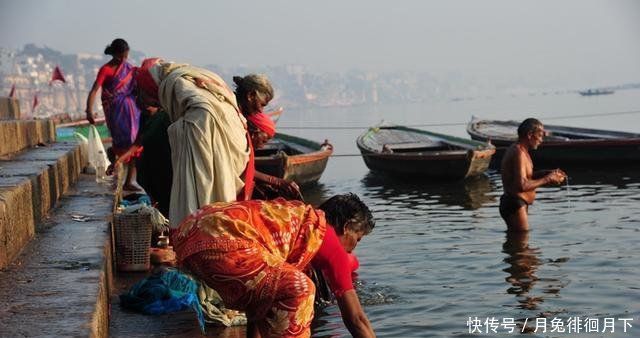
[0,98,114,338]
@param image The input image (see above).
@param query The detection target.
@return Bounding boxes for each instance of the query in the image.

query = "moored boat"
[356,125,495,179]
[254,133,333,186]
[467,118,640,165]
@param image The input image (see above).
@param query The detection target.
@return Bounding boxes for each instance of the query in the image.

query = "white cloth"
[154,63,249,227]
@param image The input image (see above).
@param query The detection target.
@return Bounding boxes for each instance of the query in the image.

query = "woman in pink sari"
[85,38,142,190]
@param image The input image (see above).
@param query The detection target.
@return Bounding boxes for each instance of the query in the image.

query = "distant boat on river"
[579,88,615,96]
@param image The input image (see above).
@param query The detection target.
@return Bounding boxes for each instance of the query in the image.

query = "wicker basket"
[113,212,152,271]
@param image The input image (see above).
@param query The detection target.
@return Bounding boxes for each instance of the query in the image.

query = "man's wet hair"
[318,193,375,235]
[518,118,543,138]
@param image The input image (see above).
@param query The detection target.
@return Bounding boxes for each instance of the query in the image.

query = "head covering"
[247,112,276,138]
[136,58,161,107]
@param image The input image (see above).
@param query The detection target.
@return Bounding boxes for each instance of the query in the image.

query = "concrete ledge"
[0,142,86,269]
[0,97,20,120]
[0,178,35,269]
[0,174,114,338]
[0,119,56,157]
[8,142,87,200]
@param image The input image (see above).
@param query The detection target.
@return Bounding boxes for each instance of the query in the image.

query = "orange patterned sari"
[172,199,327,338]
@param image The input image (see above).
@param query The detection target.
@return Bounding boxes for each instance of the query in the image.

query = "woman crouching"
[171,194,376,338]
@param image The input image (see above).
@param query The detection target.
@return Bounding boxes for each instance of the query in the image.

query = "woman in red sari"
[172,193,377,338]
[85,38,142,191]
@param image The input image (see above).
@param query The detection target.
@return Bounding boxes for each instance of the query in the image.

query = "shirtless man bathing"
[500,118,567,231]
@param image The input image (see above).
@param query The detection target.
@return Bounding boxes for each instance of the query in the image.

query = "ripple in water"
[303,165,640,337]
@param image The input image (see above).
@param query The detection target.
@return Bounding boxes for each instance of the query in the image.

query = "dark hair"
[318,193,375,235]
[517,118,543,138]
[104,38,129,56]
[233,74,274,106]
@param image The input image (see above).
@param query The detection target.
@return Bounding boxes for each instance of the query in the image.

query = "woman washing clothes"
[172,193,377,338]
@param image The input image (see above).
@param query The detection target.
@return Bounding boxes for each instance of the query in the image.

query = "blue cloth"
[119,194,152,207]
[119,268,206,332]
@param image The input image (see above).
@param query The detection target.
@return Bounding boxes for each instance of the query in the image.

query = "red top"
[95,64,116,87]
[311,226,354,298]
[237,127,255,201]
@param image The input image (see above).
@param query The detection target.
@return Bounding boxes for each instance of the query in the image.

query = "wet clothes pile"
[119,268,246,332]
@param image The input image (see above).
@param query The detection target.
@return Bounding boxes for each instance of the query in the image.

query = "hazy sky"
[1,0,639,87]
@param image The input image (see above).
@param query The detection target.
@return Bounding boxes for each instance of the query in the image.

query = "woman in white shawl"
[136,59,274,227]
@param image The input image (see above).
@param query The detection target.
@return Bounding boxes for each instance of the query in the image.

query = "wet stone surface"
[0,174,112,338]
[109,270,247,338]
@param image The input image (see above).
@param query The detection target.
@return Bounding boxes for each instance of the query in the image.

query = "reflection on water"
[503,231,542,309]
[360,172,496,211]
[564,165,640,187]
[301,182,333,206]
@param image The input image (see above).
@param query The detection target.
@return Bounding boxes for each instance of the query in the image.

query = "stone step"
[0,119,56,157]
[0,174,114,338]
[0,142,86,269]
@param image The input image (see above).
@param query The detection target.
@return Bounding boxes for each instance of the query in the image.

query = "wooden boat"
[356,125,495,179]
[466,118,640,165]
[254,133,333,186]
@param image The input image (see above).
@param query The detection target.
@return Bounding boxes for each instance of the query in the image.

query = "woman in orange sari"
[172,194,377,338]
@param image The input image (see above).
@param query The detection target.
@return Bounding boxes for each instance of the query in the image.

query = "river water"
[276,89,640,337]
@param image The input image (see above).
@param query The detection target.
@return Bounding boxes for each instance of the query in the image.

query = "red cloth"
[135,58,161,107]
[32,94,39,113]
[247,112,276,138]
[237,131,255,201]
[49,65,66,85]
[173,199,327,337]
[311,226,354,298]
[95,64,115,87]
[347,253,360,272]
[8,84,15,98]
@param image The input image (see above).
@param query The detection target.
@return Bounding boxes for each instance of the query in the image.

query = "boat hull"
[255,133,332,186]
[358,147,494,179]
[467,119,640,165]
[357,126,495,179]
